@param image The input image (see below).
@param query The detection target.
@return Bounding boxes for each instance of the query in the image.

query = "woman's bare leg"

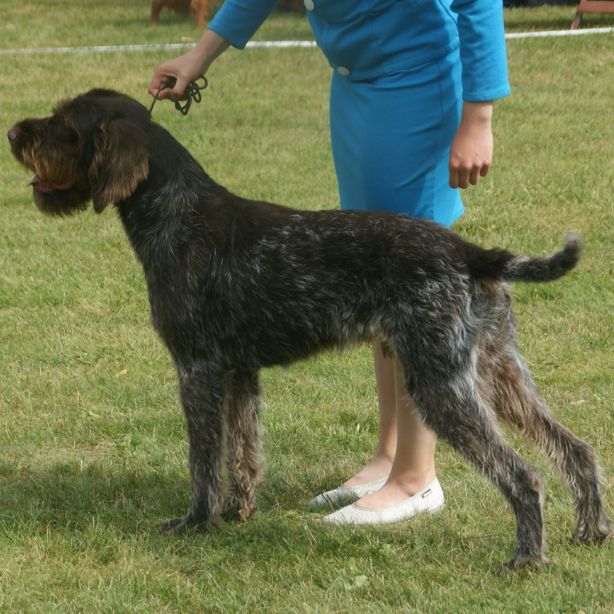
[342,340,397,487]
[355,352,438,509]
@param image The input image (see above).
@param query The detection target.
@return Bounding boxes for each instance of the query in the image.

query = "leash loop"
[148,75,208,117]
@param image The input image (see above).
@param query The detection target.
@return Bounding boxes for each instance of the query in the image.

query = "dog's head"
[7,89,150,215]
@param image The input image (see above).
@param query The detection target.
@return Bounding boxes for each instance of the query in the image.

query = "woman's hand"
[148,30,229,101]
[448,101,494,189]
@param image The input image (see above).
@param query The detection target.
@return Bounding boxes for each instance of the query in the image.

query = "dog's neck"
[114,123,230,271]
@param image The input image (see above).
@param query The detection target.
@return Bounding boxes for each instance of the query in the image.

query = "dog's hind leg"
[222,369,264,522]
[161,361,226,533]
[479,346,612,546]
[397,342,547,570]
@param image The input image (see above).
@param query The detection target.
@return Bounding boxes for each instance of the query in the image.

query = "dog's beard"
[32,185,91,216]
[20,140,76,177]
[15,145,91,216]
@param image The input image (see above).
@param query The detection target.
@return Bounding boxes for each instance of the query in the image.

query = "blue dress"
[209,0,510,227]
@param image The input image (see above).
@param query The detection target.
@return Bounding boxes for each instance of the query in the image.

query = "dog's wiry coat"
[8,89,611,570]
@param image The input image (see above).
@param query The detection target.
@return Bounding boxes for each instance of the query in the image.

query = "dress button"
[337,66,350,77]
[304,0,314,10]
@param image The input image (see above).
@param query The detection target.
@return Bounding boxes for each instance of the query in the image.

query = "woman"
[149,0,510,525]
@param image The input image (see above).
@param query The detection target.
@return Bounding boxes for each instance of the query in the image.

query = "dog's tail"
[464,233,582,283]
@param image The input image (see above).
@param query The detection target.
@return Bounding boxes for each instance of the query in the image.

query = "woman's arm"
[449,101,493,189]
[149,0,278,100]
[448,0,510,189]
[149,29,230,100]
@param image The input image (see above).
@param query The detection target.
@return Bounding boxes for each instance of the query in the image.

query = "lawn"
[0,2,613,612]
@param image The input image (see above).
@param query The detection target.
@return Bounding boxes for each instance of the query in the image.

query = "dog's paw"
[159,515,209,534]
[574,522,613,546]
[495,553,549,576]
[221,508,242,522]
[221,501,256,523]
[221,508,255,523]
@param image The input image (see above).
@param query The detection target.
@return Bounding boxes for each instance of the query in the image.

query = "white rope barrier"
[0,27,612,56]
[506,26,614,38]
[0,41,314,55]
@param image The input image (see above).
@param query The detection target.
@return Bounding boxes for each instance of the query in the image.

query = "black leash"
[148,75,208,117]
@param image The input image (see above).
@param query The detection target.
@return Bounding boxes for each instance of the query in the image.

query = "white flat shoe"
[308,476,388,509]
[322,478,445,526]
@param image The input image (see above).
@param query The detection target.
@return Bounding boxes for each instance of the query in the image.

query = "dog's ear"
[88,118,149,213]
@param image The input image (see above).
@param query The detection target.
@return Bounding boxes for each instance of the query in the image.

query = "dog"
[7,89,611,570]
[150,0,211,28]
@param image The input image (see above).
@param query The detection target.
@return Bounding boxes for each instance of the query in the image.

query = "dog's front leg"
[222,369,264,522]
[161,361,226,534]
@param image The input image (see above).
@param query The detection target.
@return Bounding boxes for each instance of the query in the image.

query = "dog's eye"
[63,127,79,144]
[48,117,79,143]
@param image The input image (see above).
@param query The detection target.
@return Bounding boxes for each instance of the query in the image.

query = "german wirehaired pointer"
[8,90,611,570]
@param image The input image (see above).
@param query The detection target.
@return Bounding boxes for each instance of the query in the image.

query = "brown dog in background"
[151,0,211,28]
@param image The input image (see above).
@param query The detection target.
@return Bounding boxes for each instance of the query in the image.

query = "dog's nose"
[7,128,18,144]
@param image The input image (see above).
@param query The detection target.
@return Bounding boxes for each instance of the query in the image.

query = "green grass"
[1,2,613,611]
